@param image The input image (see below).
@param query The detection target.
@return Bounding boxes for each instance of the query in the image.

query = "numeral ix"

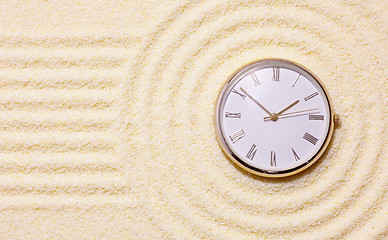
[225,112,241,118]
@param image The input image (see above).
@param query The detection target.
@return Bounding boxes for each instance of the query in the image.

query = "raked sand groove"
[1,0,387,239]
[0,32,134,210]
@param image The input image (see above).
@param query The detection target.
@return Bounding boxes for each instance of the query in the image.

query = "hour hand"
[240,87,273,117]
[276,100,299,116]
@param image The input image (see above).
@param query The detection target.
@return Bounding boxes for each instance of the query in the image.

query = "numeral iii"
[309,114,324,120]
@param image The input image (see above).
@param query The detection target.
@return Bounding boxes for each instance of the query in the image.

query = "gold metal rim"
[214,58,336,178]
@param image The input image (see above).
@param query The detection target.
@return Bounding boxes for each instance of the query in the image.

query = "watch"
[215,58,339,177]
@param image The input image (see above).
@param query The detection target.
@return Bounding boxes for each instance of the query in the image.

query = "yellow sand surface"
[0,0,387,239]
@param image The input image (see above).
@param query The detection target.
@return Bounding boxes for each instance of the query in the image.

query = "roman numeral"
[225,112,241,118]
[309,114,324,121]
[231,89,246,99]
[229,129,245,143]
[303,132,318,145]
[292,74,301,87]
[272,67,280,81]
[291,148,300,161]
[250,72,260,86]
[304,92,318,101]
[246,144,258,160]
[270,151,276,166]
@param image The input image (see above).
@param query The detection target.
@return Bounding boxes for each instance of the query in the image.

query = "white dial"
[215,59,335,177]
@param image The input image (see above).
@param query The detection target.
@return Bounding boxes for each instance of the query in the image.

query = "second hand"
[263,108,319,120]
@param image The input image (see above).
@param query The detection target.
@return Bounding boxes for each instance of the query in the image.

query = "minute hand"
[240,87,272,116]
[263,108,319,120]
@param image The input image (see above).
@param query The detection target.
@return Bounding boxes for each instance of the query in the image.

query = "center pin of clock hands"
[240,87,278,121]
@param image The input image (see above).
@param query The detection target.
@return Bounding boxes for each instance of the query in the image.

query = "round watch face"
[215,59,335,177]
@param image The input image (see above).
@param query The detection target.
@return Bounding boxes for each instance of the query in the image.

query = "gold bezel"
[214,58,336,178]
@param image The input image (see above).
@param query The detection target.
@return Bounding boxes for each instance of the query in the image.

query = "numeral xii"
[272,67,280,81]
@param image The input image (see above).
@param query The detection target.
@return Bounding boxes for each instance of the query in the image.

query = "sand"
[0,0,386,239]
